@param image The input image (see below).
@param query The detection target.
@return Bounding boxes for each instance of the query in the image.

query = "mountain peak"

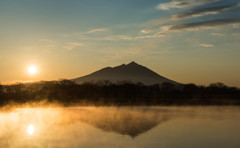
[127,61,138,66]
[72,62,181,85]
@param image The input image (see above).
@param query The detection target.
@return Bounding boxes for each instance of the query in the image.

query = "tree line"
[0,80,240,106]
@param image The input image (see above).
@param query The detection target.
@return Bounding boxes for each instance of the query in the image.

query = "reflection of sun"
[27,124,35,135]
[28,66,37,75]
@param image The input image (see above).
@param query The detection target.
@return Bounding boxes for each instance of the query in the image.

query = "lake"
[1,106,240,148]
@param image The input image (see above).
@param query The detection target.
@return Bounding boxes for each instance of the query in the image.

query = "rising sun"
[28,66,37,75]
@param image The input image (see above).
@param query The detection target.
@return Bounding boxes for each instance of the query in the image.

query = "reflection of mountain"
[72,61,180,85]
[66,107,171,138]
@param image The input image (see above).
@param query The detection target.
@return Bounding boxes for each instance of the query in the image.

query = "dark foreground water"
[1,106,240,148]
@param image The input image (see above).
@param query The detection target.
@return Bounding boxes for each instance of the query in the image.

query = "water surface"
[1,106,240,148]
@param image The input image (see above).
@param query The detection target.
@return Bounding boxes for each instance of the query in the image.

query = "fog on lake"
[1,106,240,148]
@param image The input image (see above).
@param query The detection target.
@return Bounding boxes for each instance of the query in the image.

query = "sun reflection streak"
[27,124,35,135]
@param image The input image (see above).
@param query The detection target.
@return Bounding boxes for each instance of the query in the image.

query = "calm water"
[1,106,240,148]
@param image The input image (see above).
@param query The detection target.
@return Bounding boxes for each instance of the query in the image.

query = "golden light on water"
[27,124,35,135]
[0,107,240,147]
[28,66,37,75]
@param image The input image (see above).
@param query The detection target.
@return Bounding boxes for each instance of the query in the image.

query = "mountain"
[72,61,181,85]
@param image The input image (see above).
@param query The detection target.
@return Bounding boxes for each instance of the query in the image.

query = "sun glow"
[28,66,37,75]
[27,124,35,135]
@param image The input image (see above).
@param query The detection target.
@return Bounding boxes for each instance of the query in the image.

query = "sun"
[27,124,35,135]
[28,66,37,75]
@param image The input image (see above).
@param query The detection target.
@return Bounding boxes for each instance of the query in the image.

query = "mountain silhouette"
[72,61,180,85]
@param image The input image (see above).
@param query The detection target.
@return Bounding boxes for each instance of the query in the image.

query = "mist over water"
[1,105,240,148]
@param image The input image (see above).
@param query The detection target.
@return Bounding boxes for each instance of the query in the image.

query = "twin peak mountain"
[72,61,180,85]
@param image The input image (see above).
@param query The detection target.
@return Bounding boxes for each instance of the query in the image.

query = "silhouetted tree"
[0,80,239,106]
[161,82,175,91]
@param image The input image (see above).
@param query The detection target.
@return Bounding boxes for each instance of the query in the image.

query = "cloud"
[147,3,237,28]
[142,19,240,37]
[87,28,108,33]
[157,1,188,10]
[105,33,165,40]
[211,33,225,37]
[78,34,134,41]
[78,33,165,41]
[141,29,155,34]
[175,5,234,19]
[63,42,83,50]
[105,35,133,41]
[141,0,240,40]
[169,18,240,31]
[156,0,219,11]
[200,43,215,47]
[136,33,165,39]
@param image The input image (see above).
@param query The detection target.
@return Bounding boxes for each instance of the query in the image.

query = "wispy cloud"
[140,26,170,36]
[105,35,133,41]
[78,35,133,41]
[169,18,240,31]
[78,33,165,41]
[141,29,156,34]
[175,5,234,19]
[156,0,219,11]
[144,0,240,37]
[200,43,215,47]
[87,28,108,33]
[63,42,83,50]
[149,4,238,27]
[157,1,189,10]
[136,33,165,39]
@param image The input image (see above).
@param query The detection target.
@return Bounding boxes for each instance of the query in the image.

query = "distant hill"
[71,61,181,85]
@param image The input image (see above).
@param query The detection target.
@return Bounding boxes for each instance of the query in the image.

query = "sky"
[0,0,240,87]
